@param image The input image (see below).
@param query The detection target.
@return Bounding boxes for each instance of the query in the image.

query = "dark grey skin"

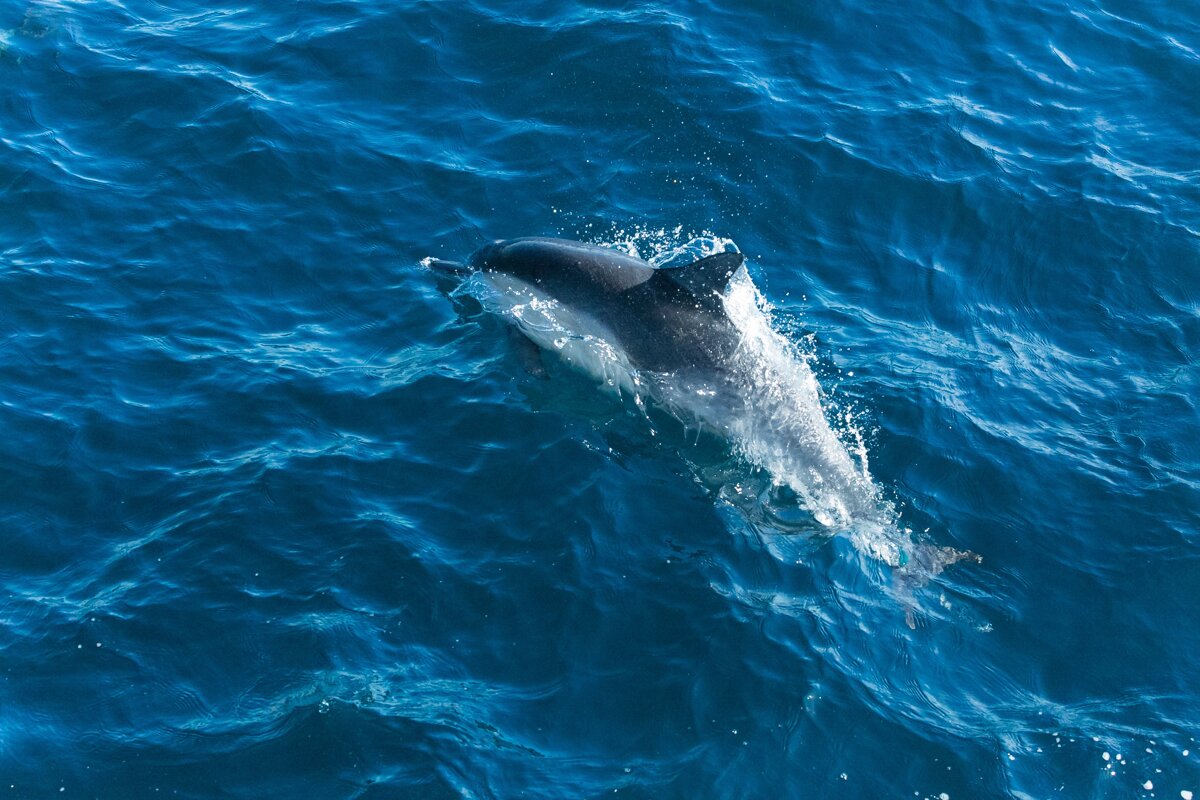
[429,237,748,374]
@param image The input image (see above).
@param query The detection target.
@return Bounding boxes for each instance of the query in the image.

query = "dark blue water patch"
[2,0,1199,797]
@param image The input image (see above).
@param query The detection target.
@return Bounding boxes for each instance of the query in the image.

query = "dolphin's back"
[470,238,656,298]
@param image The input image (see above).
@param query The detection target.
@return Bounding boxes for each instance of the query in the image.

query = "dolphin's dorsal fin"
[659,251,746,299]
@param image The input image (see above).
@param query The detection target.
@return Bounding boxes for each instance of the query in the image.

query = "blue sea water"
[1,0,1198,796]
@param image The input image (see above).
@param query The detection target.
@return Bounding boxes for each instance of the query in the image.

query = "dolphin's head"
[421,240,510,279]
[467,238,586,276]
[467,240,511,272]
[463,239,530,273]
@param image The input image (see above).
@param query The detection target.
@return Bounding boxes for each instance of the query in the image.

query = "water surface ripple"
[1,0,1197,797]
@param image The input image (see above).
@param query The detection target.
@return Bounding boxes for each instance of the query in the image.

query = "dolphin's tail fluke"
[894,544,982,629]
[421,257,470,276]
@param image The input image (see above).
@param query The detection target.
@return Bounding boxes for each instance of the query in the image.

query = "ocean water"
[1,0,1198,797]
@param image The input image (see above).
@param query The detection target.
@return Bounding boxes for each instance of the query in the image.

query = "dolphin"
[425,237,979,623]
[426,235,881,529]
